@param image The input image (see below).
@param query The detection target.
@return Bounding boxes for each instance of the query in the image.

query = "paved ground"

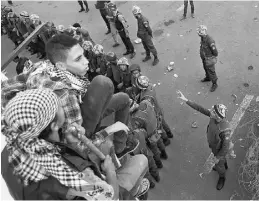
[1,1,259,200]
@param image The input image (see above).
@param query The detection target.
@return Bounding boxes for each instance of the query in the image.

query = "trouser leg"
[190,0,194,14]
[183,0,188,17]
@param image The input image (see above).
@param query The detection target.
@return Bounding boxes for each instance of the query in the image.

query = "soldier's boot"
[105,29,111,35]
[152,55,159,66]
[201,77,211,82]
[145,172,155,189]
[191,13,195,18]
[180,14,187,21]
[224,161,228,170]
[161,131,170,146]
[151,172,160,182]
[210,79,218,92]
[216,176,226,190]
[154,159,163,169]
[166,130,174,138]
[142,54,151,62]
[160,150,168,160]
[130,50,136,59]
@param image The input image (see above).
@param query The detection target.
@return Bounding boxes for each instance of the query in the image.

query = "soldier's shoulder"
[206,35,215,44]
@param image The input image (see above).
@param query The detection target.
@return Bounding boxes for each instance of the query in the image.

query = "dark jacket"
[200,35,218,59]
[186,100,231,158]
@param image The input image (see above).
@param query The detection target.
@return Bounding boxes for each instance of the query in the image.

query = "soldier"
[130,128,160,188]
[177,90,231,190]
[129,64,142,87]
[127,75,174,144]
[117,57,132,92]
[95,0,111,35]
[132,5,159,66]
[17,11,29,39]
[106,2,120,47]
[180,0,195,21]
[109,3,136,59]
[92,44,109,76]
[6,12,21,48]
[78,0,89,13]
[72,23,95,45]
[30,14,46,59]
[197,25,219,92]
[106,52,121,90]
[131,99,168,169]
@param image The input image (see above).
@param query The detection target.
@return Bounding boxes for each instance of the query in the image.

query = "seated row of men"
[1,33,174,200]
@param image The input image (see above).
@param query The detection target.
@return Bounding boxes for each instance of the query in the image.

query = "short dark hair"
[16,57,29,75]
[45,34,79,64]
[72,23,81,28]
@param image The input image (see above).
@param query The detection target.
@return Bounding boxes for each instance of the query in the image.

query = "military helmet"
[4,6,12,13]
[92,44,104,55]
[117,57,129,66]
[20,11,29,18]
[132,5,141,15]
[106,52,117,62]
[197,25,207,36]
[212,104,227,119]
[56,25,65,33]
[129,64,141,73]
[136,75,149,90]
[82,41,93,51]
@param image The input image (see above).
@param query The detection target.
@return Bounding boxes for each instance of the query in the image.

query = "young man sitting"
[1,88,149,200]
[1,34,138,160]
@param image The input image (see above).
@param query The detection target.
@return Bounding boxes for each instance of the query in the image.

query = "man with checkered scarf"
[177,90,232,190]
[1,89,150,200]
[2,34,139,166]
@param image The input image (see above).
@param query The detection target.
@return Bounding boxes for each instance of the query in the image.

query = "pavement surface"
[1,1,259,200]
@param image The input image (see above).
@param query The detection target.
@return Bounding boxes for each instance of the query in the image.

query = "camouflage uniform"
[131,99,167,168]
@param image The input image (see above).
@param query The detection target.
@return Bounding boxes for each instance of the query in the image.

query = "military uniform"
[96,0,111,33]
[137,15,159,65]
[114,12,135,56]
[106,6,119,46]
[130,128,160,184]
[91,54,109,76]
[186,100,231,179]
[127,85,173,142]
[131,99,167,169]
[200,34,219,91]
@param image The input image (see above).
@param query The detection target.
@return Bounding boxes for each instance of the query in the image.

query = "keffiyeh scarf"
[1,89,114,198]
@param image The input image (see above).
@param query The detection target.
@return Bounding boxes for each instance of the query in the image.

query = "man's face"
[210,109,223,123]
[64,44,89,76]
[119,64,127,72]
[132,70,140,78]
[134,13,140,19]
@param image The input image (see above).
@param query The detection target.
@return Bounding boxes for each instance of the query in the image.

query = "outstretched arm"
[177,90,211,117]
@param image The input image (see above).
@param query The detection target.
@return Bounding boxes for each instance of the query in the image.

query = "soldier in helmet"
[81,41,96,81]
[72,22,95,46]
[1,7,13,36]
[6,12,21,48]
[117,57,132,92]
[177,90,232,190]
[132,5,159,66]
[92,44,109,76]
[131,99,168,169]
[130,128,161,188]
[127,75,174,144]
[129,64,142,87]
[106,52,120,89]
[197,25,219,92]
[106,2,120,47]
[17,11,29,39]
[109,2,136,59]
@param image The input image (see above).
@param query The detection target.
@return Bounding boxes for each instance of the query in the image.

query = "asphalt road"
[1,1,259,200]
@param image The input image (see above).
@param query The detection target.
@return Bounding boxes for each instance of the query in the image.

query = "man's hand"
[104,121,129,135]
[117,83,123,89]
[177,90,188,102]
[65,123,85,144]
[96,68,101,73]
[102,155,116,173]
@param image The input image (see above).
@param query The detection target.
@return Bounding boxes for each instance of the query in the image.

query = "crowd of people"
[1,1,234,200]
